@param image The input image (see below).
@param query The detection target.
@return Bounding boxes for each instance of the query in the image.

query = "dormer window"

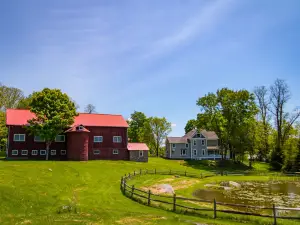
[77,125,84,131]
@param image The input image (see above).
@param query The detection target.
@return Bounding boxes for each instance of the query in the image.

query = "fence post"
[123,178,126,193]
[213,198,217,219]
[148,190,151,206]
[134,171,136,176]
[140,169,142,175]
[169,169,171,175]
[131,185,135,198]
[155,168,156,174]
[128,173,131,178]
[201,173,203,179]
[185,171,187,176]
[273,204,277,225]
[173,193,176,211]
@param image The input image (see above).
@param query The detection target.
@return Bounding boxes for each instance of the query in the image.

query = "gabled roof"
[167,129,218,143]
[65,125,90,133]
[127,143,149,151]
[6,109,129,128]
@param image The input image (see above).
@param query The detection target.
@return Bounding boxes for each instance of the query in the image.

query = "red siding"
[7,126,67,160]
[87,126,129,160]
[67,132,89,161]
[7,125,129,161]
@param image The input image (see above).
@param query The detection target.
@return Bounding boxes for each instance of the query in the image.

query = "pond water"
[193,181,300,209]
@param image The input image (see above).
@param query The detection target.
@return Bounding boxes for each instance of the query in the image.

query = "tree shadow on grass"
[182,160,251,172]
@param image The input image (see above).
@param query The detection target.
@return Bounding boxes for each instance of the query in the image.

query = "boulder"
[229,181,241,188]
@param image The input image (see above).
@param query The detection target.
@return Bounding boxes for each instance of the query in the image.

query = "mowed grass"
[0,158,297,225]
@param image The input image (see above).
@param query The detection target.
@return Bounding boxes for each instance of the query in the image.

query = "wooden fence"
[120,169,300,225]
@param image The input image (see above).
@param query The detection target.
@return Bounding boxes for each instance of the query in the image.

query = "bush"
[270,147,284,171]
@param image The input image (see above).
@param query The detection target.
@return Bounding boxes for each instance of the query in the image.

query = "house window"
[50,150,56,155]
[31,150,38,156]
[78,125,84,130]
[139,150,143,157]
[181,149,187,156]
[113,149,119,154]
[94,136,103,143]
[185,143,189,148]
[113,136,122,143]
[202,149,205,155]
[34,136,45,142]
[202,140,205,145]
[40,150,46,155]
[172,143,176,148]
[55,135,65,142]
[93,149,100,155]
[12,150,18,155]
[193,149,197,156]
[21,150,28,155]
[60,150,67,155]
[14,134,25,142]
[193,140,196,146]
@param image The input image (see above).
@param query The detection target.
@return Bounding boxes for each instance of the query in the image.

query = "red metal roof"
[127,143,149,151]
[6,109,129,128]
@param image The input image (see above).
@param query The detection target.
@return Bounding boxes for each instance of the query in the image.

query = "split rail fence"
[120,169,300,225]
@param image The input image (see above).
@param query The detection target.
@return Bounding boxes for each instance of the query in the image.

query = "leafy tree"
[184,119,197,134]
[142,117,171,157]
[16,94,33,109]
[84,104,96,113]
[254,86,271,160]
[26,88,78,160]
[0,112,7,151]
[0,83,24,110]
[269,79,300,169]
[128,111,147,143]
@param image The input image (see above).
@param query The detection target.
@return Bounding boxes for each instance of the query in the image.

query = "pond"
[193,180,300,214]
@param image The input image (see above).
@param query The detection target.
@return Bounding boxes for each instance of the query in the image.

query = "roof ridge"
[78,112,123,116]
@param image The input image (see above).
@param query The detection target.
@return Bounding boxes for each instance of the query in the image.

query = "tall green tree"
[184,119,197,134]
[16,94,33,109]
[142,117,171,157]
[254,86,271,160]
[269,79,300,169]
[26,88,78,160]
[128,111,147,143]
[0,112,7,151]
[0,83,25,110]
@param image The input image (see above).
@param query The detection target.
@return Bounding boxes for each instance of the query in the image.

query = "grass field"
[0,158,297,225]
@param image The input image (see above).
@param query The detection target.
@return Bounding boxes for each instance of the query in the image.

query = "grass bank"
[0,158,295,225]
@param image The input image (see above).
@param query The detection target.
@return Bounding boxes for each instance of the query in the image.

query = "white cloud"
[171,123,177,127]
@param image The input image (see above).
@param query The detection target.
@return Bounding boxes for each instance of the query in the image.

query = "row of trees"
[127,111,172,157]
[184,79,300,171]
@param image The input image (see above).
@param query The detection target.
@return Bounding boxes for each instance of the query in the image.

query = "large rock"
[229,181,241,188]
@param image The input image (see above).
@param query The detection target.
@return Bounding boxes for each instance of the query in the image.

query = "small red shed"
[127,143,149,162]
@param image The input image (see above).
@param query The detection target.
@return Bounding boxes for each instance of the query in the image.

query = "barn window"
[94,136,103,143]
[14,134,25,142]
[55,135,65,142]
[34,136,45,142]
[113,136,122,143]
[40,150,46,155]
[60,150,66,155]
[31,150,38,155]
[93,149,100,155]
[12,150,18,155]
[51,150,56,155]
[21,150,28,155]
[113,149,119,154]
[139,150,143,157]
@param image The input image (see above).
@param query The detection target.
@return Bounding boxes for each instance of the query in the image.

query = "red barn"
[5,109,148,162]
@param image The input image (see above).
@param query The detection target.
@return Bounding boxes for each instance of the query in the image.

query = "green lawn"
[0,158,297,225]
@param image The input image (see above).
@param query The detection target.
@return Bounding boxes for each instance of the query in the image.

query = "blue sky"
[1,0,300,136]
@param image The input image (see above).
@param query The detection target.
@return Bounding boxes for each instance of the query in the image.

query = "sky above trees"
[1,0,300,136]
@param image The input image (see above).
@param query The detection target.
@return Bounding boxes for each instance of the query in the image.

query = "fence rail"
[120,169,300,225]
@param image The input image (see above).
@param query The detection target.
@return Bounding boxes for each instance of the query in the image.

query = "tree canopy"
[128,111,147,143]
[26,88,78,160]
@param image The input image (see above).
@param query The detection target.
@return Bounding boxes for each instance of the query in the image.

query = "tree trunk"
[46,142,51,161]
